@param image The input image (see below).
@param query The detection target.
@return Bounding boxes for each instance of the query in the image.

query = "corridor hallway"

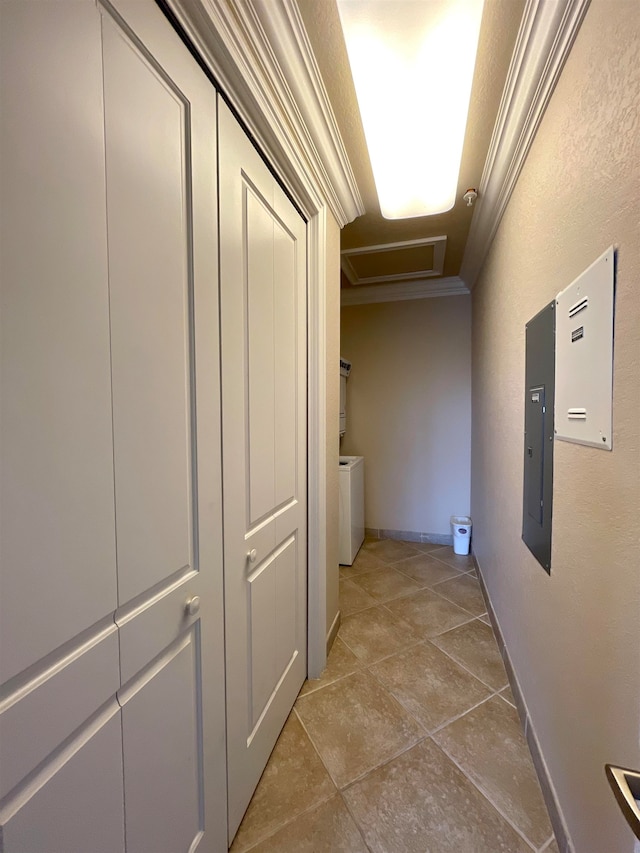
[230,538,558,852]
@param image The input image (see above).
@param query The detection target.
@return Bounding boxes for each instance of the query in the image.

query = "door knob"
[248,549,257,563]
[185,595,201,617]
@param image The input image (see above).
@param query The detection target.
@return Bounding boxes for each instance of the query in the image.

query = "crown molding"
[461,0,591,288]
[165,0,364,227]
[341,277,469,307]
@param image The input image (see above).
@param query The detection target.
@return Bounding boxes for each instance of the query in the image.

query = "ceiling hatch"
[341,236,447,286]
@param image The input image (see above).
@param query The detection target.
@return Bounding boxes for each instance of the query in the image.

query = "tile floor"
[231,539,559,853]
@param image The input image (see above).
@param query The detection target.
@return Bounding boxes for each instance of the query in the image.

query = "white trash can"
[451,516,472,555]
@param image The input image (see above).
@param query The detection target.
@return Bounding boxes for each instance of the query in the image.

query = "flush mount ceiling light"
[336,0,484,219]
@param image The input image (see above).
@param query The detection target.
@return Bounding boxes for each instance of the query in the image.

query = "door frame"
[163,0,364,677]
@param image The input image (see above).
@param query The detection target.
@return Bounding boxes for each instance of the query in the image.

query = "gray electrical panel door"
[523,301,555,572]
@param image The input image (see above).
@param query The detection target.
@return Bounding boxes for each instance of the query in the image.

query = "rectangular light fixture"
[336,0,484,219]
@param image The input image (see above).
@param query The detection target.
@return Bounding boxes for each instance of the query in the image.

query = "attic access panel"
[523,300,555,573]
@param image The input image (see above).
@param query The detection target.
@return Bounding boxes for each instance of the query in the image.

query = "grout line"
[293,703,429,801]
[364,658,504,739]
[498,686,517,708]
[428,550,476,573]
[338,595,380,619]
[330,631,360,660]
[389,562,468,587]
[337,789,374,853]
[330,627,420,671]
[428,621,509,693]
[337,733,432,795]
[426,582,486,620]
[231,787,338,853]
[427,692,498,736]
[295,672,430,795]
[429,739,539,852]
[296,666,359,698]
[423,610,479,636]
[230,712,339,852]
[346,570,427,604]
[292,706,337,783]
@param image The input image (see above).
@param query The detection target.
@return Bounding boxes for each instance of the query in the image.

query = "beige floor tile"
[391,552,463,587]
[245,795,368,853]
[369,641,491,732]
[431,618,509,690]
[295,670,424,788]
[343,738,533,853]
[340,549,387,577]
[361,538,421,563]
[433,696,553,848]
[339,577,376,617]
[479,612,492,626]
[230,713,336,852]
[410,541,445,553]
[432,573,487,616]
[430,545,476,572]
[385,588,474,638]
[349,565,422,603]
[338,604,421,665]
[298,638,361,697]
[543,839,560,853]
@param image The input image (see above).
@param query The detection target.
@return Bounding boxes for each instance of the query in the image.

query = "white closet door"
[218,98,308,840]
[101,2,226,851]
[0,0,117,688]
[0,5,124,849]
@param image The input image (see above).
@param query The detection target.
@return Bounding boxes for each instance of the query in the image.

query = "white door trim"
[306,207,327,678]
[163,0,352,677]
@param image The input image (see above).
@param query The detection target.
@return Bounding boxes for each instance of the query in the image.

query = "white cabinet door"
[101,3,226,850]
[218,98,308,840]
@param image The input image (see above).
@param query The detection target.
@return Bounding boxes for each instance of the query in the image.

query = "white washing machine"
[339,456,365,565]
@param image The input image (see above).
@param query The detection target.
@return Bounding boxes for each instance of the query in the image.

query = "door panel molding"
[0,698,122,829]
[120,628,203,853]
[0,627,120,802]
[102,7,198,605]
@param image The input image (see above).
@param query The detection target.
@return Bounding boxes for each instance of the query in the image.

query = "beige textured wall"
[471,3,640,851]
[325,211,341,637]
[341,296,471,536]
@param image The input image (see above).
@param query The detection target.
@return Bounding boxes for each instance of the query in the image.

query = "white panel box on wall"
[555,246,614,450]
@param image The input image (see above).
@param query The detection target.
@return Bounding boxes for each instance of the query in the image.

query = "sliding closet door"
[218,98,308,840]
[100,2,226,851]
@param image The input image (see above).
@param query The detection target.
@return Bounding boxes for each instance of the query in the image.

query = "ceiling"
[295,0,526,293]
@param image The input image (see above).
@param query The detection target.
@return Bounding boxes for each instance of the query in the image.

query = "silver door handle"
[248,549,257,563]
[185,595,201,617]
[606,764,640,840]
